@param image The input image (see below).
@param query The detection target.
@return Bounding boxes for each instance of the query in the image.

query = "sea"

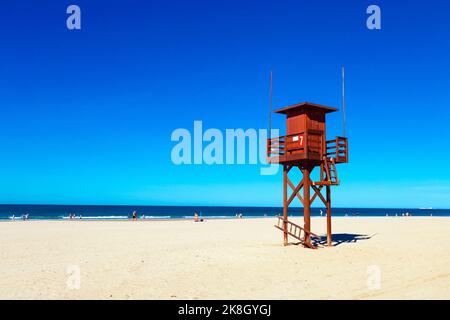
[0,205,447,220]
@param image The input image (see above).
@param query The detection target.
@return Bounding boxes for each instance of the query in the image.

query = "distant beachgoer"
[194,212,204,222]
[79,214,82,219]
[12,214,15,220]
[132,211,137,220]
[319,210,323,217]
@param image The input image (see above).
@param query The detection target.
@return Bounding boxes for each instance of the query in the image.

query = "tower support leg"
[283,165,288,246]
[302,167,311,246]
[326,185,332,246]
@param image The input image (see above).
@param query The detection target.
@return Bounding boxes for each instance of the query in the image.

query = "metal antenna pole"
[268,69,273,139]
[342,65,347,137]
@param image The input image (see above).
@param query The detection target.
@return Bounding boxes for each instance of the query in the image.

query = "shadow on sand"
[314,233,375,247]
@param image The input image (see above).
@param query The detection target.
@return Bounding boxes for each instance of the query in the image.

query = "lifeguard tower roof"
[274,102,338,114]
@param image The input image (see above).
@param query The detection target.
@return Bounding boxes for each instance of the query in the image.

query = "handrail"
[267,131,306,158]
[325,137,348,163]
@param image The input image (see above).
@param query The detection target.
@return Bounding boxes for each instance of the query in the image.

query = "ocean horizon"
[0,204,448,220]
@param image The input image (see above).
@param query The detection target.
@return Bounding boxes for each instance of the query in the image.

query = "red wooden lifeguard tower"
[267,101,348,249]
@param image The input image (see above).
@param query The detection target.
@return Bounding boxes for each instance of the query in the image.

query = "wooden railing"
[326,137,348,163]
[267,132,348,163]
[267,131,306,158]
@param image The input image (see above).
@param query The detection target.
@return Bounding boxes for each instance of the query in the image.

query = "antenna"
[342,65,347,137]
[268,69,273,139]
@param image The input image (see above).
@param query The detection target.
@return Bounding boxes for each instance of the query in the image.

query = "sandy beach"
[0,217,449,299]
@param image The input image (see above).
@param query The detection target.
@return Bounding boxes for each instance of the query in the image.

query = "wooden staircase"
[313,157,339,186]
[274,216,320,249]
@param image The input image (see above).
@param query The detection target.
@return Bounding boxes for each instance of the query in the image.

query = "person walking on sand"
[132,211,137,221]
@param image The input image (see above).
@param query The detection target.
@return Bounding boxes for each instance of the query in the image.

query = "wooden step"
[312,181,339,186]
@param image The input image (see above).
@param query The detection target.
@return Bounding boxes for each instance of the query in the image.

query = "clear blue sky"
[0,0,449,208]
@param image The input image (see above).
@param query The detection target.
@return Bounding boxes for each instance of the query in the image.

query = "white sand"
[0,217,449,299]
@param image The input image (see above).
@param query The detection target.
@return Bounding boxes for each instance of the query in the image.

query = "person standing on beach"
[132,211,137,220]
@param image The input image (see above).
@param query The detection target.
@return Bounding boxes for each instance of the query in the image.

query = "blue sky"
[0,0,449,208]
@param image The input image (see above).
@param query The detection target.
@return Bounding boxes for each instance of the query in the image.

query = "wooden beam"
[326,186,332,246]
[311,185,327,207]
[287,177,304,205]
[310,185,323,205]
[283,165,288,246]
[303,168,311,246]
